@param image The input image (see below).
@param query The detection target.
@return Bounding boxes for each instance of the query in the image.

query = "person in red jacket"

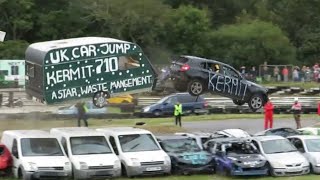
[264,98,274,130]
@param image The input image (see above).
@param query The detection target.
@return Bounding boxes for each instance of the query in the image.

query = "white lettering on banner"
[50,75,152,100]
[48,43,131,64]
[208,72,248,100]
[46,65,93,85]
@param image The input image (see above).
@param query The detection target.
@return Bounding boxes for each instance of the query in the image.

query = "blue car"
[203,138,269,176]
[57,101,107,115]
[141,93,208,117]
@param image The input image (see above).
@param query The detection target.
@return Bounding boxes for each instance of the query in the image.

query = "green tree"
[0,40,29,59]
[163,5,211,56]
[207,20,296,68]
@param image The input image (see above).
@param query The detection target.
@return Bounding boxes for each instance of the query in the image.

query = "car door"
[161,96,177,115]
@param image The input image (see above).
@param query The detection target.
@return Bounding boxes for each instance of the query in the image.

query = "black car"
[254,127,303,137]
[170,55,268,111]
[203,138,268,176]
[157,135,215,175]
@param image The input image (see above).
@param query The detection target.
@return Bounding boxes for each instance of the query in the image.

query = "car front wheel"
[248,94,264,111]
[188,79,205,96]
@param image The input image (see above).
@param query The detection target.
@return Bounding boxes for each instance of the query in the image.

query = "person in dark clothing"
[75,102,88,127]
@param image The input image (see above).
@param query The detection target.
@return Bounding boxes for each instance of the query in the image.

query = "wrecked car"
[170,55,268,111]
[203,138,268,176]
[157,135,214,175]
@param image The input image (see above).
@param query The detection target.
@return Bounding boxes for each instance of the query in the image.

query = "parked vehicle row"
[1,127,320,179]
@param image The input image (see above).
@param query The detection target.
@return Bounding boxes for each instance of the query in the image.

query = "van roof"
[96,127,152,136]
[50,127,106,137]
[25,37,133,65]
[2,130,56,139]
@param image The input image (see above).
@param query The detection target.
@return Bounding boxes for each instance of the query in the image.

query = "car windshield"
[70,136,112,155]
[305,139,320,152]
[157,97,169,104]
[261,139,297,154]
[161,138,201,153]
[119,134,160,152]
[21,138,64,156]
[224,142,258,155]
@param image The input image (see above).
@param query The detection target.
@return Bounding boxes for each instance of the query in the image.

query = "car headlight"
[130,158,140,166]
[271,161,285,168]
[79,162,88,170]
[164,156,171,165]
[64,162,71,170]
[302,161,309,167]
[28,162,38,171]
[114,160,121,169]
[143,107,150,112]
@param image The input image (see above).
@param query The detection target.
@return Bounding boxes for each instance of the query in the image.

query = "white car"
[288,135,320,174]
[298,127,320,135]
[97,127,171,177]
[252,135,309,176]
[213,128,251,138]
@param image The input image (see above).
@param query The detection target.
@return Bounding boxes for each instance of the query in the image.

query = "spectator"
[273,66,280,82]
[249,66,257,81]
[75,102,88,127]
[293,67,300,82]
[301,66,307,82]
[282,66,289,82]
[291,97,302,129]
[305,66,312,82]
[240,66,246,75]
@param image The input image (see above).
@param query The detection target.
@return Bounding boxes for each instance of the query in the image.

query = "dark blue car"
[203,138,269,176]
[141,93,208,117]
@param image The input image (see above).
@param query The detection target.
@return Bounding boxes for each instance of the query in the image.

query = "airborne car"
[170,55,268,111]
[203,138,268,176]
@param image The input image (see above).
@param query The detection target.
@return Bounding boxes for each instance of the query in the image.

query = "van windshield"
[70,136,112,155]
[119,134,160,152]
[21,138,64,156]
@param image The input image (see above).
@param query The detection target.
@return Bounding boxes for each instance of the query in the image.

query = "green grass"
[1,174,320,180]
[261,81,320,89]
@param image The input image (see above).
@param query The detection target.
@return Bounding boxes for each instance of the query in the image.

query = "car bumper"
[126,165,171,177]
[312,165,320,174]
[74,168,121,179]
[273,166,309,176]
[27,170,71,179]
[173,163,214,174]
[231,168,269,176]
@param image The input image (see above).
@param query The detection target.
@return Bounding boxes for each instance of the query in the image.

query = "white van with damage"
[50,127,121,179]
[0,130,72,180]
[96,127,171,177]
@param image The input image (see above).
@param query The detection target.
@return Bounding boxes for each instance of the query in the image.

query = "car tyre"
[233,99,245,106]
[92,91,110,108]
[266,162,276,176]
[248,94,264,112]
[19,167,31,180]
[153,110,162,117]
[188,79,205,96]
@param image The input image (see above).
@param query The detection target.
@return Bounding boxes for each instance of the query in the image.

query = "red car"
[0,144,12,175]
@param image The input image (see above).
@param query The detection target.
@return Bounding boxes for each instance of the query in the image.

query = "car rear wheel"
[188,79,205,96]
[248,94,264,112]
[233,100,245,106]
[92,91,110,108]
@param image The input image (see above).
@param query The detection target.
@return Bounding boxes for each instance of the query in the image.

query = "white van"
[0,130,72,180]
[50,127,121,179]
[96,127,171,177]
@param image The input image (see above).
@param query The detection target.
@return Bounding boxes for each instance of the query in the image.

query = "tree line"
[0,0,319,68]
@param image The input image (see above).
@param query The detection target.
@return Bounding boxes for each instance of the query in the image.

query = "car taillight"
[180,64,190,72]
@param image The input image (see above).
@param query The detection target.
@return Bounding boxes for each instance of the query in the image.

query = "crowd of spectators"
[240,63,320,83]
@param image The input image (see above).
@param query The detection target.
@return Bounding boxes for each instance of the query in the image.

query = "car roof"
[206,137,244,144]
[216,129,250,137]
[252,135,285,141]
[96,127,152,136]
[3,130,57,138]
[175,132,213,138]
[157,135,190,141]
[50,127,106,137]
[181,55,234,69]
[288,135,320,140]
